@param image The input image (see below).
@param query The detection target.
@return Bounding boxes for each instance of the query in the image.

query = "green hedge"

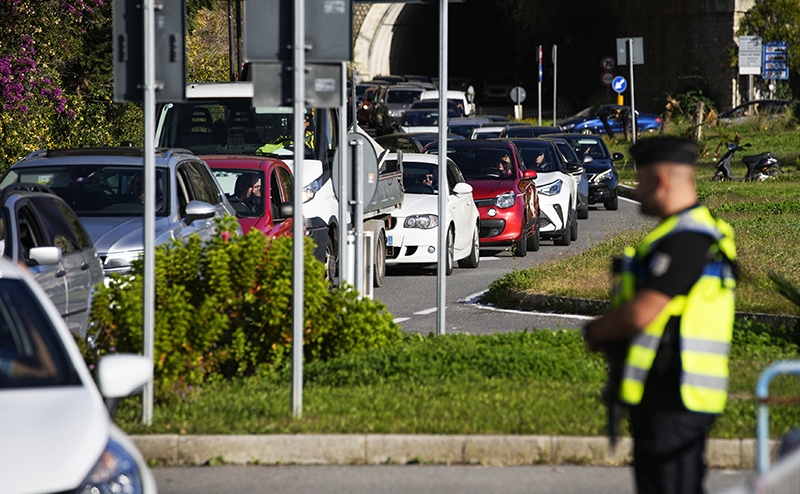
[86,218,402,401]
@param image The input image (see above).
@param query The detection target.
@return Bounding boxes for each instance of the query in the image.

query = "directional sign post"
[739,35,762,101]
[612,75,626,106]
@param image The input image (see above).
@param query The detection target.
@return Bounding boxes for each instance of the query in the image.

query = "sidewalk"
[131,434,773,469]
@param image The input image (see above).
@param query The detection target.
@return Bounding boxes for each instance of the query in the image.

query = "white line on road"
[414,307,439,315]
[393,317,410,324]
[470,302,596,321]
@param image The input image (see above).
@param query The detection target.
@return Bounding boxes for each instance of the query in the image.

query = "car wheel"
[513,224,527,257]
[570,212,578,241]
[578,207,589,220]
[373,231,386,287]
[323,234,336,282]
[444,227,455,275]
[555,225,571,246]
[605,195,619,211]
[526,225,540,252]
[458,226,480,268]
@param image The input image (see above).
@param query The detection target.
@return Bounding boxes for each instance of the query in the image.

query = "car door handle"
[56,269,66,278]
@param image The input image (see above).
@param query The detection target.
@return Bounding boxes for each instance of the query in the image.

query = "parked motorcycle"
[712,142,781,181]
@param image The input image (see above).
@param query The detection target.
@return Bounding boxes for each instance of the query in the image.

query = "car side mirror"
[452,182,473,195]
[278,202,293,219]
[184,200,216,225]
[97,354,153,417]
[522,169,537,180]
[611,152,624,161]
[28,246,61,266]
[582,155,594,164]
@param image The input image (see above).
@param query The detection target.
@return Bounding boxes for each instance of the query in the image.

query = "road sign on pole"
[612,76,627,93]
[739,35,762,75]
[601,56,615,71]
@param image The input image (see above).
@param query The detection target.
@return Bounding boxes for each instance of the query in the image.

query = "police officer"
[582,136,737,494]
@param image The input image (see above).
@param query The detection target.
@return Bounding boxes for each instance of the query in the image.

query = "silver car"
[0,147,240,279]
[0,184,104,336]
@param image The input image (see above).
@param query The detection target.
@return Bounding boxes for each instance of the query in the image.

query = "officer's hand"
[582,323,604,353]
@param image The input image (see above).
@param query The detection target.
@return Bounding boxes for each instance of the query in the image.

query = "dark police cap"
[629,137,699,167]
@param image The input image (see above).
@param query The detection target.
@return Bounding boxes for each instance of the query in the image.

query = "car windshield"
[516,145,560,173]
[553,141,580,162]
[472,129,502,139]
[386,89,421,104]
[212,169,266,218]
[0,278,79,389]
[403,110,457,126]
[436,147,516,181]
[566,138,609,159]
[389,160,440,195]
[0,165,170,217]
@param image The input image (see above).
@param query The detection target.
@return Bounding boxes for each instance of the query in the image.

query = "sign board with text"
[616,37,644,65]
[763,41,789,80]
[738,35,762,75]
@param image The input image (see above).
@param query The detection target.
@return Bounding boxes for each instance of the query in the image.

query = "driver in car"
[256,113,315,155]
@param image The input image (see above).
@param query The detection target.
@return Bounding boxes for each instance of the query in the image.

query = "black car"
[370,84,426,135]
[501,125,564,138]
[377,132,464,153]
[547,134,622,210]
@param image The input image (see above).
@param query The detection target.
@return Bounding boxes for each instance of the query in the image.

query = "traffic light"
[113,0,186,102]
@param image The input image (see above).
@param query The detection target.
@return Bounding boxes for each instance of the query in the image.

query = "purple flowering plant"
[0,0,103,116]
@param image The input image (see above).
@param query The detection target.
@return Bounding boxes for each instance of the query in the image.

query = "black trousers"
[629,407,717,494]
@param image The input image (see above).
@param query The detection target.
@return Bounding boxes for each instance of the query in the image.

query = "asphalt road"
[153,464,751,494]
[374,195,653,335]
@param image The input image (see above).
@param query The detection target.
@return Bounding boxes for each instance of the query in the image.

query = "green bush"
[87,217,402,400]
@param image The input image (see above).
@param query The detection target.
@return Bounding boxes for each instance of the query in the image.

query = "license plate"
[387,235,393,246]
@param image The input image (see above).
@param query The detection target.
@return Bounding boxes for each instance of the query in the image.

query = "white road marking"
[393,317,411,323]
[470,302,596,320]
[414,307,439,315]
[620,195,639,204]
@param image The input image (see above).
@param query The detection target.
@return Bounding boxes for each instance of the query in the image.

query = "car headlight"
[388,109,402,117]
[76,438,144,494]
[590,169,613,183]
[562,122,575,130]
[537,179,562,196]
[404,214,438,229]
[303,174,324,203]
[103,251,143,270]
[494,191,516,209]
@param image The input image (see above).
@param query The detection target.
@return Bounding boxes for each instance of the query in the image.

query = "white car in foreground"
[385,153,480,274]
[510,139,578,246]
[0,258,157,494]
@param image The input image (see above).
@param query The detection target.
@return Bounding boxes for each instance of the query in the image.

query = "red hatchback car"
[204,155,294,238]
[426,139,540,256]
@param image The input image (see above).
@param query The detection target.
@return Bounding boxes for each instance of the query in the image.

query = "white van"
[418,90,473,117]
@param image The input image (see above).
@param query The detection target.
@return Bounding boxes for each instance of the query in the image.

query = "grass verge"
[116,325,800,439]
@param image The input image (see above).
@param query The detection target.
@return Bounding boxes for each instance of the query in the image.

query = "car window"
[182,161,220,205]
[395,137,417,153]
[401,161,438,194]
[517,145,560,173]
[386,89,421,104]
[445,147,518,181]
[0,166,169,217]
[57,203,93,250]
[276,167,293,204]
[566,138,608,159]
[29,197,80,255]
[212,168,266,218]
[0,278,79,389]
[16,206,48,262]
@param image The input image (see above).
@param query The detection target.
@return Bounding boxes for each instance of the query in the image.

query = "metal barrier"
[716,360,800,494]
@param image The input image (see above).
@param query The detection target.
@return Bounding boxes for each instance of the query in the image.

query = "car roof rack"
[0,182,57,203]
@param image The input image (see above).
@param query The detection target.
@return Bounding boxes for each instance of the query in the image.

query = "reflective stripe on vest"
[617,205,736,413]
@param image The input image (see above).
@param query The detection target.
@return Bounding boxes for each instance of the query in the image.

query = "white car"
[469,125,506,139]
[385,153,480,274]
[0,257,157,494]
[511,139,578,246]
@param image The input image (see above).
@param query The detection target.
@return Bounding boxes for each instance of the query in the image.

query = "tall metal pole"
[227,0,235,81]
[628,38,637,145]
[436,0,448,336]
[552,45,557,125]
[291,0,306,419]
[141,0,156,426]
[352,140,364,295]
[537,45,542,125]
[338,63,349,289]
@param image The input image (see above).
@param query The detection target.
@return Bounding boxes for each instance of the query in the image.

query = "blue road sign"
[612,76,627,93]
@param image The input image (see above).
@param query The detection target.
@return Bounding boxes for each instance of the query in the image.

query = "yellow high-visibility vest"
[614,205,737,413]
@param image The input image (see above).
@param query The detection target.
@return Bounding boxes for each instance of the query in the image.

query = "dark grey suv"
[0,147,240,279]
[0,183,104,336]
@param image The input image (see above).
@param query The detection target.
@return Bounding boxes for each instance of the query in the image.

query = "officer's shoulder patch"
[648,252,672,277]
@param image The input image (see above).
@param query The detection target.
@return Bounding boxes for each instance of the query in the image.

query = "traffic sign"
[509,86,527,104]
[738,35,762,75]
[601,72,615,87]
[763,41,789,80]
[601,56,615,71]
[612,76,627,93]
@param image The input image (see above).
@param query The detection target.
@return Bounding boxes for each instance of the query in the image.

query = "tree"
[739,0,800,98]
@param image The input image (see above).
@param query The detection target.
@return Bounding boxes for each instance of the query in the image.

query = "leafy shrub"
[87,217,402,400]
